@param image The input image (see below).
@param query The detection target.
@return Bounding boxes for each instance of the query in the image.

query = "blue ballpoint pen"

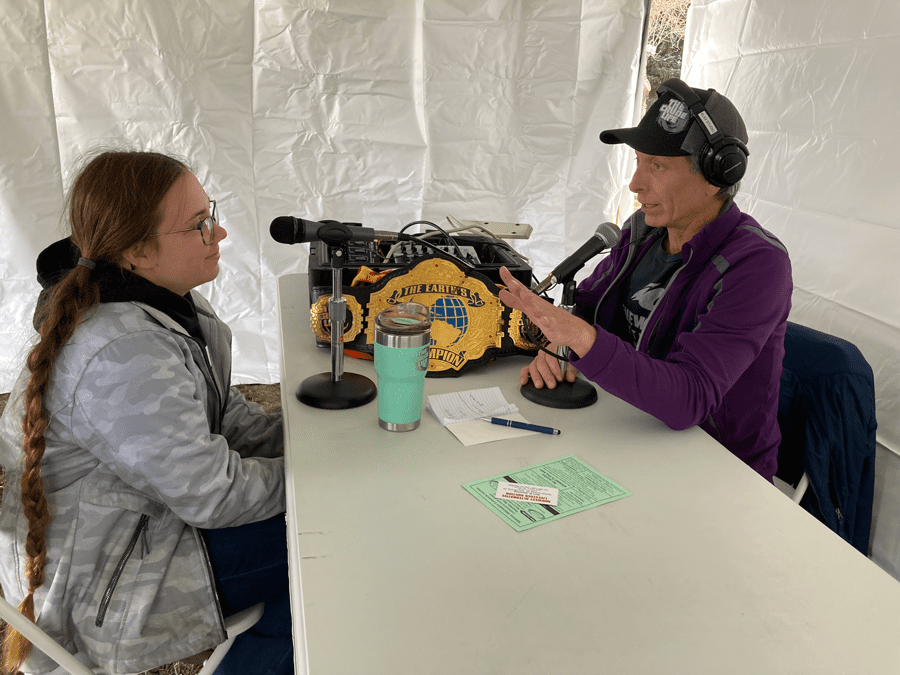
[480,417,561,435]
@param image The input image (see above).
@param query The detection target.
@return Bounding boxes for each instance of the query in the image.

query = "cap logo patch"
[657,99,690,134]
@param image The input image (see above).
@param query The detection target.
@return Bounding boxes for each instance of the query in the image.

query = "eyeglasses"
[151,200,218,245]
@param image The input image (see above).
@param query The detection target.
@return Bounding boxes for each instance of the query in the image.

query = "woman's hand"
[497,266,597,385]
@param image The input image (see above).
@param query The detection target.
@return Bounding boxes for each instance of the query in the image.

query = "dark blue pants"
[200,515,294,675]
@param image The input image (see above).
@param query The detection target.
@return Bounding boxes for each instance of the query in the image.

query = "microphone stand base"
[297,372,377,410]
[520,378,598,409]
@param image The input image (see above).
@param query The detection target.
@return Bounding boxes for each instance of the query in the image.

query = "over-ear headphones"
[656,79,749,189]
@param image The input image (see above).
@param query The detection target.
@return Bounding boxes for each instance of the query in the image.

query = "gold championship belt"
[309,254,548,376]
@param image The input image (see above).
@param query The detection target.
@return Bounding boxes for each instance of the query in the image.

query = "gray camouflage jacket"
[0,292,285,674]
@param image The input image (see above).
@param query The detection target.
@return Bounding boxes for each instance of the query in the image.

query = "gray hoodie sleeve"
[70,329,285,528]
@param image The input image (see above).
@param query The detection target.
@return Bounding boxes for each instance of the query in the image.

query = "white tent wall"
[682,0,900,579]
[0,0,648,390]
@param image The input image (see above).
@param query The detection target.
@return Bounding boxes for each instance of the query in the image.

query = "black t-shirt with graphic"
[617,235,684,347]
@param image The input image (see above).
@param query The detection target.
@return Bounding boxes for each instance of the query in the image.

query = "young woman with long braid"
[0,150,292,674]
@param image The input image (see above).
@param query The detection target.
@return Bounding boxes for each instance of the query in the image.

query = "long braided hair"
[2,149,188,672]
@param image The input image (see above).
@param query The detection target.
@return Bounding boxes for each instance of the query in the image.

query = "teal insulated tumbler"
[374,303,432,431]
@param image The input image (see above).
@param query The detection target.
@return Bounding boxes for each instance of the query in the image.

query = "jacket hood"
[36,237,82,290]
[34,237,204,344]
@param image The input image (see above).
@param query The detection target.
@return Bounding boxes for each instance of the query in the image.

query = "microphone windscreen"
[270,216,297,244]
[595,221,622,247]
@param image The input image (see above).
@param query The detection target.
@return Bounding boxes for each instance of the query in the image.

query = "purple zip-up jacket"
[571,201,792,481]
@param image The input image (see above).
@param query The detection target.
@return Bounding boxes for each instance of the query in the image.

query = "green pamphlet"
[463,455,631,531]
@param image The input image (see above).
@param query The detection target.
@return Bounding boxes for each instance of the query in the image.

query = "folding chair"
[0,594,263,675]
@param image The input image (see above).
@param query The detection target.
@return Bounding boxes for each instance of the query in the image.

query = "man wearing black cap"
[499,78,792,482]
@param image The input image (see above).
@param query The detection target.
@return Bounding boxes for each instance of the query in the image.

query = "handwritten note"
[426,387,518,425]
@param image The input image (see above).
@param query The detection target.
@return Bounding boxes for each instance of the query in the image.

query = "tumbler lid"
[375,302,432,335]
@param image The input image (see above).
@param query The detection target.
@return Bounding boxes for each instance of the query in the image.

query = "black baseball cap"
[600,79,748,157]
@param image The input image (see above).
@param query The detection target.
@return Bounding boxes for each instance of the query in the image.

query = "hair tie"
[76,257,96,271]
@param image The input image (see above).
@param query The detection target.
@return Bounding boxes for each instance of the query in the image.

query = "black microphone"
[533,221,621,294]
[270,216,406,247]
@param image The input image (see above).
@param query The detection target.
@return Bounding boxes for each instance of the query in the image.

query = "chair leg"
[0,595,95,675]
[0,596,264,675]
[196,602,265,675]
[792,472,809,504]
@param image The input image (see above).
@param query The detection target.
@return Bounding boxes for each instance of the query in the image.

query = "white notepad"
[426,387,518,425]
